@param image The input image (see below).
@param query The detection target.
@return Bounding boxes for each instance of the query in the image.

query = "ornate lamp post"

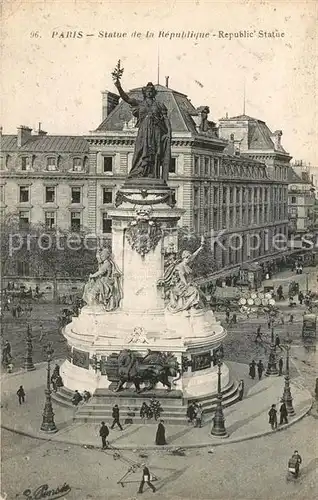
[40,342,58,433]
[265,311,278,376]
[24,324,35,371]
[211,358,228,438]
[281,334,295,416]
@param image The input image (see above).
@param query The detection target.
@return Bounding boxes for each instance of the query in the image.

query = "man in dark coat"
[71,390,83,406]
[268,404,277,430]
[17,385,25,404]
[138,464,156,494]
[279,402,288,425]
[275,335,283,351]
[257,360,264,380]
[249,360,256,380]
[186,402,196,423]
[278,357,283,376]
[99,421,109,449]
[111,404,123,430]
[238,380,244,400]
[155,419,166,445]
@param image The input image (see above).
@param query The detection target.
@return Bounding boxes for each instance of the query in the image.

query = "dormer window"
[73,157,83,172]
[47,157,57,171]
[21,157,31,171]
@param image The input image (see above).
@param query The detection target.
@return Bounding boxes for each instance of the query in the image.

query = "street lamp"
[40,342,58,433]
[24,324,35,371]
[281,334,295,416]
[211,358,228,438]
[265,311,278,376]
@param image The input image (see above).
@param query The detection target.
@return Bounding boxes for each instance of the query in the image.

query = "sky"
[1,0,317,165]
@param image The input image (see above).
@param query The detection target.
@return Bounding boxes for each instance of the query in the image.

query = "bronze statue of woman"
[112,61,172,181]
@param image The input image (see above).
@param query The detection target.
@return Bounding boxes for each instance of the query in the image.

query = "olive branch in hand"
[111,60,124,82]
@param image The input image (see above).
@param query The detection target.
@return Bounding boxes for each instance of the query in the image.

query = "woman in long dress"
[155,419,166,445]
[114,77,171,181]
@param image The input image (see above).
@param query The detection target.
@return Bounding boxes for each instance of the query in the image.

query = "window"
[169,158,176,174]
[0,157,4,170]
[73,158,83,172]
[103,156,113,173]
[291,196,297,204]
[45,186,55,203]
[19,211,29,229]
[71,187,81,204]
[103,188,113,204]
[71,211,81,232]
[45,211,56,229]
[222,187,227,204]
[21,157,31,171]
[193,211,199,233]
[193,187,199,208]
[0,186,4,203]
[102,213,112,234]
[204,157,210,176]
[213,158,219,170]
[213,186,218,204]
[194,156,199,175]
[19,186,29,203]
[229,187,234,203]
[204,187,209,206]
[236,188,241,203]
[17,261,30,276]
[47,157,57,171]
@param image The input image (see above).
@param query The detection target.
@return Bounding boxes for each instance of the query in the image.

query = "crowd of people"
[139,398,163,421]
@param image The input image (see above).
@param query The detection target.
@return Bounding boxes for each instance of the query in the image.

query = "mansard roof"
[221,114,288,154]
[95,84,199,134]
[288,167,312,184]
[0,134,89,153]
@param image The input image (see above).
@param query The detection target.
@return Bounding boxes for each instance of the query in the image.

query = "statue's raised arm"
[112,60,139,107]
[188,235,205,263]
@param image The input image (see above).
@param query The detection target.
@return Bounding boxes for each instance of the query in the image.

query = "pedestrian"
[195,404,203,428]
[138,464,156,494]
[257,360,264,380]
[280,315,285,325]
[298,291,304,305]
[155,419,166,445]
[186,402,196,423]
[17,385,25,404]
[7,361,14,373]
[255,326,262,342]
[268,404,277,430]
[249,360,256,380]
[279,402,288,425]
[111,404,123,430]
[238,379,244,400]
[225,310,230,324]
[289,314,294,324]
[140,402,150,422]
[39,324,46,343]
[232,313,237,325]
[71,390,83,406]
[275,335,283,351]
[289,451,302,478]
[278,357,283,376]
[99,421,109,449]
[83,390,91,402]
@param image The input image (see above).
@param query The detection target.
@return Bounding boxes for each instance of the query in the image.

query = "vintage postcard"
[1,1,317,499]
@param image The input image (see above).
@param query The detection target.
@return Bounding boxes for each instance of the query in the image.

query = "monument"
[60,61,230,415]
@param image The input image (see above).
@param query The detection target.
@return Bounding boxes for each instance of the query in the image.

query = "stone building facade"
[1,84,291,281]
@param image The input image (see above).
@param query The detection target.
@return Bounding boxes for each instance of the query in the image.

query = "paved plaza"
[1,267,318,499]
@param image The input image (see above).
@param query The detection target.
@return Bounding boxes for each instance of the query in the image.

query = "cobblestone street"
[2,415,317,500]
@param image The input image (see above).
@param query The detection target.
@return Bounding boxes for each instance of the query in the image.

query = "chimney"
[102,91,120,121]
[37,122,48,136]
[165,76,169,88]
[17,126,32,147]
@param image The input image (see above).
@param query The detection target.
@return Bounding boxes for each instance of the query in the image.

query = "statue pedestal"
[61,183,230,404]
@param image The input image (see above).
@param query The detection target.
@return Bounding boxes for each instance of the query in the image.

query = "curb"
[1,399,313,451]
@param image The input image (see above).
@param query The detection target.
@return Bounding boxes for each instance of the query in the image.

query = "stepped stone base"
[52,379,240,425]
